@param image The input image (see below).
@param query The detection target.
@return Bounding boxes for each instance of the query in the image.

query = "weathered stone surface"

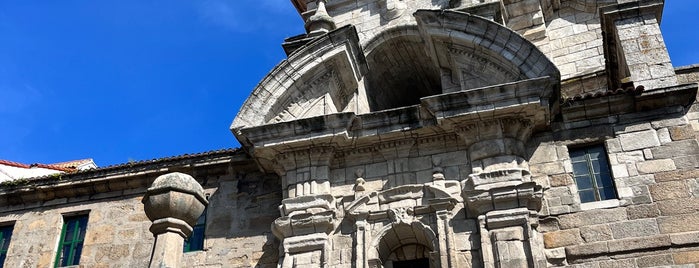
[565,241,608,258]
[558,207,627,229]
[649,181,690,201]
[607,234,671,253]
[670,125,695,140]
[636,254,674,267]
[650,140,699,159]
[549,174,573,187]
[609,219,659,239]
[673,250,699,264]
[626,204,660,219]
[670,231,699,246]
[618,130,660,151]
[657,198,699,216]
[579,225,613,243]
[657,213,699,233]
[598,259,636,268]
[654,169,699,182]
[636,159,676,174]
[543,229,582,248]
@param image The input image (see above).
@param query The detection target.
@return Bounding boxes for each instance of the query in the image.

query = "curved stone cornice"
[231,25,367,134]
[414,9,560,91]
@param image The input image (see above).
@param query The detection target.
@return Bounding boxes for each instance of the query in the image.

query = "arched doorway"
[368,221,438,268]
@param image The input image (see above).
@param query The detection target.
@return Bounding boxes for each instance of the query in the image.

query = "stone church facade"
[1,0,699,267]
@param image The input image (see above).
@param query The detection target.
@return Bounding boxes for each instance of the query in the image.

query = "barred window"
[570,145,617,203]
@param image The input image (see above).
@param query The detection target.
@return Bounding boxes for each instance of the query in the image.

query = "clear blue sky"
[1,1,697,167]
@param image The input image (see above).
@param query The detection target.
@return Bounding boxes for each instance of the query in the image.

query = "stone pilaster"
[602,0,677,90]
[456,118,533,174]
[275,146,334,198]
[455,116,545,267]
[272,194,336,268]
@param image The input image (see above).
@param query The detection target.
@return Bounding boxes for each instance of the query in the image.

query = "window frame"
[569,144,618,204]
[54,214,89,268]
[183,208,206,253]
[0,224,14,268]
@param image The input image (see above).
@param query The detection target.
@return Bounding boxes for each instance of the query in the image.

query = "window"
[570,145,617,203]
[55,215,88,267]
[184,208,206,252]
[0,225,13,267]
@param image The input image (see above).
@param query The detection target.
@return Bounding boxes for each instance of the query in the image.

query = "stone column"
[456,117,545,268]
[435,208,454,268]
[142,172,208,268]
[353,214,370,268]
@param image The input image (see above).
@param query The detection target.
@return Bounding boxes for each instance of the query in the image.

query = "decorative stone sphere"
[142,172,208,236]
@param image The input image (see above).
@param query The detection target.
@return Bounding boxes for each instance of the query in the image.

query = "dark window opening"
[570,145,617,203]
[184,208,206,252]
[55,214,88,267]
[392,258,430,268]
[0,224,14,268]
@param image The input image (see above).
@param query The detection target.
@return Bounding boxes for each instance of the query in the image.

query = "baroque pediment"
[231,25,367,131]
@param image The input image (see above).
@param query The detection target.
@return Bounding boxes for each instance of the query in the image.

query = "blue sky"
[0,1,697,167]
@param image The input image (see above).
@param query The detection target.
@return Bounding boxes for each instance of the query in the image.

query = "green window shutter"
[184,208,207,252]
[55,215,88,267]
[0,225,14,268]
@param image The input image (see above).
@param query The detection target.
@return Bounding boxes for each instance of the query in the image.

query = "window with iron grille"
[570,145,617,203]
[0,224,13,268]
[184,208,206,252]
[55,215,88,267]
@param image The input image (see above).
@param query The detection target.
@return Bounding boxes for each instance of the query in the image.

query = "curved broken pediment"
[414,9,560,93]
[231,25,367,132]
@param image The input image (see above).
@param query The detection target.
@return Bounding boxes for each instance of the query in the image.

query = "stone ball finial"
[142,172,208,238]
[305,0,336,35]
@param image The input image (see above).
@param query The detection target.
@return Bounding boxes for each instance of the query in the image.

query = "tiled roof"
[24,148,243,182]
[0,159,74,172]
[49,159,94,169]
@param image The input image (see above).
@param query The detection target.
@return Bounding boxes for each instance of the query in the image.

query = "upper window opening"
[0,224,14,268]
[55,214,88,267]
[184,208,207,252]
[570,145,617,203]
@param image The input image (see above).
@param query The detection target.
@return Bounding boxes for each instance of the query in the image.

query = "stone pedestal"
[142,172,208,268]
[272,194,336,268]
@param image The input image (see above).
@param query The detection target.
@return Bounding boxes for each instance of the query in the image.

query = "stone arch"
[368,221,438,267]
[363,25,442,112]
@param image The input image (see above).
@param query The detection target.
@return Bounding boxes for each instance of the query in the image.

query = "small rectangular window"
[0,224,14,268]
[184,208,206,252]
[55,215,88,267]
[570,145,617,203]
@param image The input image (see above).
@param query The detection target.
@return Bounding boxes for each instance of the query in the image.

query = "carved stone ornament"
[388,207,413,224]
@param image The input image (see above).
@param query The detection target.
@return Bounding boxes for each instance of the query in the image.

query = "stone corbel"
[462,181,542,216]
[272,210,336,239]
